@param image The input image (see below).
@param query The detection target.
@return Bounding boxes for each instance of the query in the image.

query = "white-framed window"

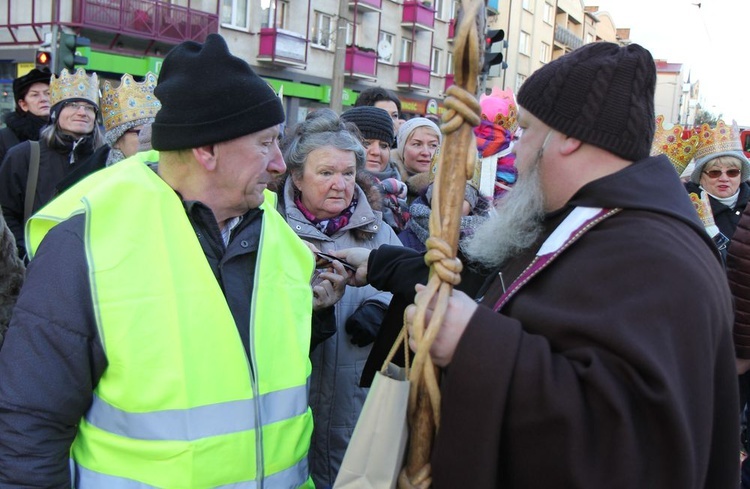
[540,41,550,64]
[519,31,530,56]
[378,31,395,63]
[450,0,459,17]
[446,51,454,75]
[522,0,533,13]
[432,0,443,19]
[586,33,595,44]
[260,0,288,29]
[345,21,361,46]
[543,2,554,24]
[431,48,442,75]
[515,73,527,93]
[400,38,413,63]
[312,12,333,48]
[221,0,249,30]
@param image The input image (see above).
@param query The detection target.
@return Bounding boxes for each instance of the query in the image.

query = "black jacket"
[0,134,97,255]
[0,111,47,163]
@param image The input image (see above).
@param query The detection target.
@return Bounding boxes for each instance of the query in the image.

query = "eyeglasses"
[64,102,97,114]
[703,169,741,179]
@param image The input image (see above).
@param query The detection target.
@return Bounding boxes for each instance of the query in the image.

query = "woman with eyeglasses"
[685,129,750,262]
[0,68,104,259]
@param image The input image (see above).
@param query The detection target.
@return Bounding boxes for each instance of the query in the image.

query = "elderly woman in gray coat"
[277,108,402,488]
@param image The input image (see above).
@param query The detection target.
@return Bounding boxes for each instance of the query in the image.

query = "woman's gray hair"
[281,108,365,180]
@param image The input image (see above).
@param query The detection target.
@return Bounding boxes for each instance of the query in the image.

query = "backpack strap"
[24,141,41,224]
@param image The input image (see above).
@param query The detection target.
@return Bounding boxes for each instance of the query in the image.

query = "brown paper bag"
[333,347,409,488]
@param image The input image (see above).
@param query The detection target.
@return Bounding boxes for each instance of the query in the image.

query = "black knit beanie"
[517,42,656,162]
[341,106,395,144]
[152,34,284,151]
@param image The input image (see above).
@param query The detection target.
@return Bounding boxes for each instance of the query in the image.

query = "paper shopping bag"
[333,362,409,489]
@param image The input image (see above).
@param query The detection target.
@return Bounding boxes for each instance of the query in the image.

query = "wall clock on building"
[378,39,393,62]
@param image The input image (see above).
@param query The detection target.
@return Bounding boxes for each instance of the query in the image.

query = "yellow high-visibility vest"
[27,157,314,488]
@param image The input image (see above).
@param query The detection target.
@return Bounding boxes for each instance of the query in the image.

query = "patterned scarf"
[294,188,358,236]
[474,120,511,158]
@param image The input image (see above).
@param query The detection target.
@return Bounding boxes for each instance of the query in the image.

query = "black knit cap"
[340,106,395,144]
[152,34,284,151]
[13,68,51,103]
[517,42,656,162]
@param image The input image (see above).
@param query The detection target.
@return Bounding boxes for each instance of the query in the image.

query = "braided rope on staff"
[398,0,483,487]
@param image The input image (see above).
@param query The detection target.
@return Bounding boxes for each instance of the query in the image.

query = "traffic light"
[35,50,52,70]
[482,29,506,75]
[58,33,90,71]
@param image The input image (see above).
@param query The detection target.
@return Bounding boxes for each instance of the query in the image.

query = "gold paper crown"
[692,119,744,163]
[101,72,161,132]
[649,115,701,174]
[493,103,518,135]
[49,68,100,107]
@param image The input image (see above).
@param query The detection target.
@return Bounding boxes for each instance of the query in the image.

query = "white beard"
[461,152,546,269]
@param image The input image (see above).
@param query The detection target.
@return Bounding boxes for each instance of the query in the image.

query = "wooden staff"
[398,0,484,487]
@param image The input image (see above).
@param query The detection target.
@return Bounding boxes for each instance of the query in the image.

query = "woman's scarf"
[294,188,358,236]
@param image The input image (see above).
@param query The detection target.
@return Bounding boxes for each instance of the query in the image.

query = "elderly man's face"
[212,125,286,213]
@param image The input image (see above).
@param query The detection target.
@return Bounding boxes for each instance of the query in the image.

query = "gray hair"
[40,115,105,149]
[281,108,365,180]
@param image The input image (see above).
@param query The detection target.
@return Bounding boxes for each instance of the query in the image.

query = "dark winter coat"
[727,205,750,360]
[0,211,24,347]
[431,155,738,488]
[0,134,98,255]
[0,111,47,163]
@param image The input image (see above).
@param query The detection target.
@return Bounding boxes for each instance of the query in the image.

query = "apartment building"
[0,0,465,124]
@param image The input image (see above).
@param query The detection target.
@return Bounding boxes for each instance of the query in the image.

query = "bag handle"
[380,325,410,378]
[25,140,41,224]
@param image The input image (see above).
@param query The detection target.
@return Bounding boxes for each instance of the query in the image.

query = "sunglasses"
[703,169,741,179]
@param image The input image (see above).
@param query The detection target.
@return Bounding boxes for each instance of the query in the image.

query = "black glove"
[345,300,387,347]
[311,306,336,352]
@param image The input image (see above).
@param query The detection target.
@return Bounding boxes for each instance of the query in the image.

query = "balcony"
[258,28,307,68]
[76,0,218,44]
[401,1,435,31]
[444,73,454,93]
[349,0,382,12]
[447,18,456,42]
[345,47,377,79]
[554,25,583,51]
[397,62,431,91]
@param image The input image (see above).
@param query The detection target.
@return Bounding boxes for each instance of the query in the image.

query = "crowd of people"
[0,33,746,489]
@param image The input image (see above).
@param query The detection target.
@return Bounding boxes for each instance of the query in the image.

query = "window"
[522,0,533,13]
[543,2,553,24]
[450,0,459,18]
[433,0,443,18]
[540,42,550,64]
[519,31,530,56]
[260,0,288,29]
[400,38,413,63]
[345,21,361,46]
[378,32,395,63]
[446,52,454,75]
[586,33,594,44]
[312,12,333,48]
[515,73,527,93]
[431,48,442,75]
[221,0,248,30]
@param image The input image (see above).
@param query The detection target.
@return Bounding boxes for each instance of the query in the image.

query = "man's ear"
[559,136,582,156]
[192,145,218,171]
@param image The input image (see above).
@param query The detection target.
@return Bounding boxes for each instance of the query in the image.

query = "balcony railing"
[401,1,435,31]
[397,62,431,90]
[76,0,218,43]
[444,73,454,93]
[554,24,583,50]
[345,47,377,79]
[349,0,382,12]
[447,18,456,41]
[258,28,307,67]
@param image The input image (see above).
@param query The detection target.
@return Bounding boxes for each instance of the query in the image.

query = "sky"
[585,0,750,127]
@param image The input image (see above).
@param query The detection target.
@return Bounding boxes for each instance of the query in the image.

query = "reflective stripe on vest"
[73,456,310,488]
[85,382,308,441]
[27,158,314,488]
